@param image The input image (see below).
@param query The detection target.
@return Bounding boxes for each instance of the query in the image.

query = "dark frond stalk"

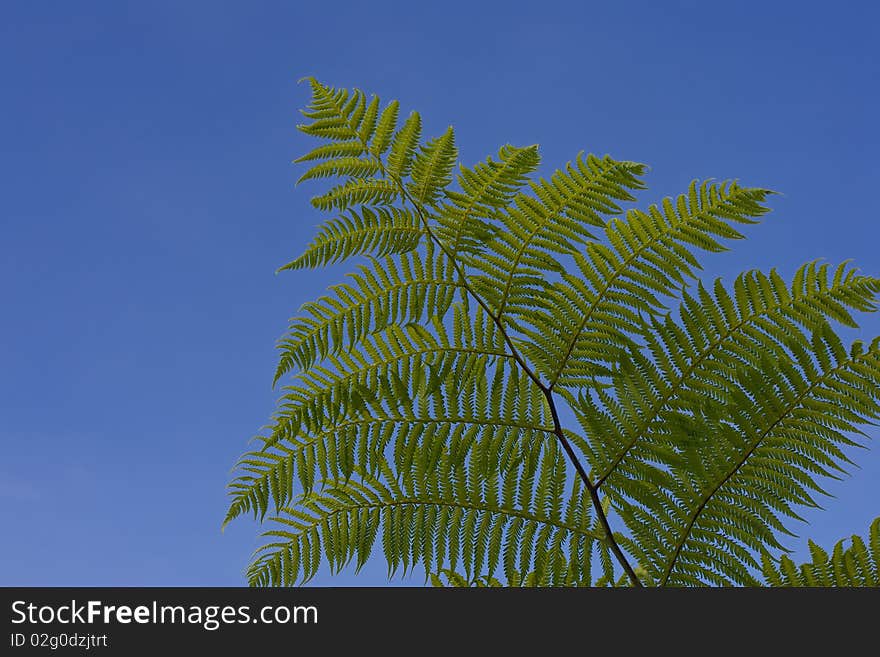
[320,85,543,389]
[389,172,644,587]
[328,96,642,585]
[542,387,643,587]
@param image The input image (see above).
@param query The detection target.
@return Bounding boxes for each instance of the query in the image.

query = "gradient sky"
[2,0,878,586]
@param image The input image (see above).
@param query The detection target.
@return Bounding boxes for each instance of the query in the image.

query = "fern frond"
[293,140,368,163]
[230,79,880,589]
[615,329,880,586]
[227,306,550,526]
[274,241,459,382]
[310,177,400,212]
[386,112,423,179]
[761,517,880,586]
[434,144,541,256]
[409,126,457,205]
[297,157,381,184]
[517,180,774,387]
[370,100,400,157]
[297,78,374,147]
[246,443,600,586]
[294,79,408,209]
[468,154,647,321]
[296,80,381,158]
[581,261,880,488]
[278,207,424,271]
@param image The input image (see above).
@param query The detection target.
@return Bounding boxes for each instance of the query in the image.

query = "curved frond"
[435,144,541,256]
[274,241,459,383]
[409,126,457,205]
[278,206,424,271]
[616,329,880,586]
[295,81,383,183]
[227,306,548,527]
[386,112,423,179]
[310,177,400,212]
[295,78,397,162]
[293,79,413,214]
[229,77,880,589]
[246,443,600,586]
[522,180,773,387]
[468,154,647,323]
[579,261,880,487]
[296,156,381,184]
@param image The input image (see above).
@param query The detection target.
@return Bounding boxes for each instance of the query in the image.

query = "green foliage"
[278,206,423,272]
[225,77,880,587]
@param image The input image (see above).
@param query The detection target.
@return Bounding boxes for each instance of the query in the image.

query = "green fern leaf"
[273,241,460,383]
[409,126,457,205]
[310,177,400,212]
[529,180,774,389]
[277,207,424,271]
[246,442,602,586]
[297,157,381,184]
[468,153,647,323]
[386,112,422,179]
[435,144,541,257]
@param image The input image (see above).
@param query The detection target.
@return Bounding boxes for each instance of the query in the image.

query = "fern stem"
[389,159,645,587]
[325,93,641,585]
[542,387,643,587]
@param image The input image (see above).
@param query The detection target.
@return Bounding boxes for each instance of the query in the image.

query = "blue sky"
[1,0,878,586]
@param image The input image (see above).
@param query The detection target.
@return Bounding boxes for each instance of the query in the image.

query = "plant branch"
[331,99,640,585]
[542,387,642,587]
[394,177,642,587]
[371,169,545,392]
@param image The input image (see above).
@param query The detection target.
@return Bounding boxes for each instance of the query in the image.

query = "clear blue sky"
[2,0,878,586]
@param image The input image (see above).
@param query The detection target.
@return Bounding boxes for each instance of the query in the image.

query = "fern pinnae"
[299,82,546,402]
[760,517,880,587]
[310,177,401,211]
[486,154,648,320]
[410,126,457,205]
[590,262,880,488]
[296,156,381,184]
[386,112,422,179]
[659,337,880,585]
[296,81,364,140]
[234,319,551,524]
[544,180,773,390]
[273,243,460,384]
[249,449,602,585]
[437,144,541,257]
[293,139,368,164]
[370,100,400,157]
[278,207,424,272]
